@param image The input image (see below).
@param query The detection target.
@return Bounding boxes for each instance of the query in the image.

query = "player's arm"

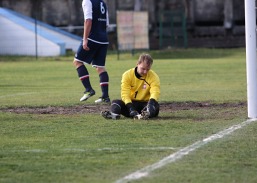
[120,70,140,117]
[140,72,160,118]
[149,72,161,101]
[82,0,92,50]
[83,20,92,50]
[121,71,140,117]
[121,71,132,104]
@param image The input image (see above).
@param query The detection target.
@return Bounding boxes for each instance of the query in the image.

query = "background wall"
[0,0,246,49]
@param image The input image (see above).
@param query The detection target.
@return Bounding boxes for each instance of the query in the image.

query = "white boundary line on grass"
[115,118,257,183]
[64,147,177,152]
[0,92,36,99]
[14,147,177,153]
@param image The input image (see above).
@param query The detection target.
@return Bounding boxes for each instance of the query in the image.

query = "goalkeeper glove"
[146,98,157,116]
[126,103,139,117]
[148,98,157,106]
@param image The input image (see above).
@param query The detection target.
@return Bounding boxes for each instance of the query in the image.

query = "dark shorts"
[75,40,108,67]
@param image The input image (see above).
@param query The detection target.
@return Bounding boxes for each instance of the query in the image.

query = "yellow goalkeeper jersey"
[121,67,160,104]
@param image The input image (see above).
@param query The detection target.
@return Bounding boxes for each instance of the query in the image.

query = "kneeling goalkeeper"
[102,53,160,120]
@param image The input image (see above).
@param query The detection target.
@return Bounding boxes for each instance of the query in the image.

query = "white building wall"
[0,16,61,56]
[0,7,81,57]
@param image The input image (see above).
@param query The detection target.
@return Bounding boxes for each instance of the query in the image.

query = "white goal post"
[245,0,257,118]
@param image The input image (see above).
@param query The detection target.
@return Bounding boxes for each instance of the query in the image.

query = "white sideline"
[115,118,257,183]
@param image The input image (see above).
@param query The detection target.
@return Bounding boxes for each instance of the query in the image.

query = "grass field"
[1,48,257,183]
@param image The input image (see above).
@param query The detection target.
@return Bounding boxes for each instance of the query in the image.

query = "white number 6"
[101,2,105,14]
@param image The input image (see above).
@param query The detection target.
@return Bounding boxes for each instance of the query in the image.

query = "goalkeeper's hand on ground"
[146,98,157,116]
[126,103,139,117]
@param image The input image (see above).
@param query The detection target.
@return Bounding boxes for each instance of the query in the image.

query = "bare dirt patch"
[0,102,247,115]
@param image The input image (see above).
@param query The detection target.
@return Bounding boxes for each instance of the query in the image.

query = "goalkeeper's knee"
[111,100,122,114]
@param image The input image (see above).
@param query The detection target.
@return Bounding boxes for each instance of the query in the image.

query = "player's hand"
[83,39,89,50]
[134,99,157,120]
[129,110,139,118]
[146,98,157,116]
[126,103,139,117]
[148,98,156,106]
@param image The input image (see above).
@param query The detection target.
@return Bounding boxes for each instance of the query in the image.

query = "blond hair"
[137,53,153,67]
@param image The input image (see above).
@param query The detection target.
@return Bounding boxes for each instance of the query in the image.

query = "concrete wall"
[0,0,246,48]
[0,0,245,26]
[0,0,83,26]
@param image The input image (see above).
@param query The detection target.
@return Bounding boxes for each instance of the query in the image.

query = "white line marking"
[24,149,48,153]
[10,147,177,153]
[0,92,36,99]
[64,147,177,152]
[115,118,257,183]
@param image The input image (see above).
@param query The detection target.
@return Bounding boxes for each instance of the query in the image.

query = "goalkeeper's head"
[136,53,153,77]
[137,53,153,66]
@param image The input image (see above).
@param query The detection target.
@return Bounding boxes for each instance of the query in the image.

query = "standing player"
[101,53,160,120]
[73,0,110,103]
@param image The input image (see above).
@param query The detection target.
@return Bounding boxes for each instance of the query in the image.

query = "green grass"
[0,48,247,107]
[1,48,256,183]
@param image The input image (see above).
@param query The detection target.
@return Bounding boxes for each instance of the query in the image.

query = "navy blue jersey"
[82,0,109,44]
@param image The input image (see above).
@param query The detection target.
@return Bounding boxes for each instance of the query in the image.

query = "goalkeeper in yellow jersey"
[101,53,160,120]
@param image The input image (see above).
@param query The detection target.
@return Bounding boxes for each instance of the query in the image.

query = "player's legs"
[132,101,148,113]
[101,100,159,120]
[109,100,148,118]
[73,40,96,101]
[92,44,110,103]
[109,100,150,118]
[101,99,127,119]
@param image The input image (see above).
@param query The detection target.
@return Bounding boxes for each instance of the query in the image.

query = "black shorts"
[75,40,108,67]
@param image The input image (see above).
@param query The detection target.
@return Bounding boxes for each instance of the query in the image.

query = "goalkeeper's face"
[137,61,151,77]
